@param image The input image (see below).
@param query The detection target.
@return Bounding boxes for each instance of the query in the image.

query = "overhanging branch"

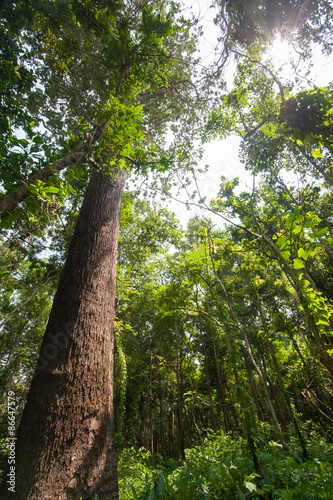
[0,123,108,221]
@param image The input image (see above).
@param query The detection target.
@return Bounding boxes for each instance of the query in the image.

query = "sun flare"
[269,36,294,69]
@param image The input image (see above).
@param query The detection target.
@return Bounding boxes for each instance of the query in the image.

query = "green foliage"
[279,87,333,152]
[117,431,333,499]
[0,0,201,229]
[215,0,333,53]
[1,0,333,497]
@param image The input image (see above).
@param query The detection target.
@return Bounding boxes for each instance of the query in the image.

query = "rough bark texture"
[0,167,126,500]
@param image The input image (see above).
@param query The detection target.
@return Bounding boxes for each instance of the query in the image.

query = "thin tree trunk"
[242,349,265,422]
[143,352,152,449]
[229,336,263,479]
[211,324,231,432]
[205,277,262,469]
[158,372,164,454]
[0,167,126,500]
[177,356,185,459]
[216,276,287,447]
[266,336,310,460]
[205,296,231,432]
[210,290,263,478]
[196,305,217,432]
[281,315,333,416]
[175,325,185,459]
[263,237,333,380]
[170,407,175,457]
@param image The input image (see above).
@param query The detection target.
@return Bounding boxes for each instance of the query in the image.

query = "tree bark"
[215,276,287,447]
[210,324,231,432]
[0,167,126,500]
[143,352,152,449]
[242,349,265,422]
[229,334,263,480]
[175,325,185,459]
[197,307,217,432]
[263,237,333,380]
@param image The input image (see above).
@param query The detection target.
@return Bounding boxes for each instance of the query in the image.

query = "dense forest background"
[1,0,333,498]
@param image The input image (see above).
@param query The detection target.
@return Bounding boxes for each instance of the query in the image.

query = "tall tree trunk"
[206,282,263,480]
[0,168,126,500]
[205,297,231,432]
[263,237,333,380]
[170,406,175,457]
[229,335,263,480]
[158,372,164,454]
[196,306,217,432]
[211,324,231,432]
[175,325,185,459]
[143,352,152,449]
[215,276,287,447]
[242,349,265,422]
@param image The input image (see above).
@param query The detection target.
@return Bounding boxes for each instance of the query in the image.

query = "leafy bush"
[117,430,333,499]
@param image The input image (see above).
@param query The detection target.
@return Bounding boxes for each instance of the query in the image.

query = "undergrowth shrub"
[116,430,333,499]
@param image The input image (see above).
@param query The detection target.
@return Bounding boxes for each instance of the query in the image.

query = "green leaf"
[17,138,29,147]
[293,259,304,269]
[311,147,322,159]
[237,486,247,500]
[44,186,60,194]
[130,485,139,500]
[309,227,328,238]
[276,236,289,250]
[244,481,257,493]
[154,473,164,496]
[292,225,302,235]
[33,135,44,144]
[298,248,308,260]
[281,250,291,261]
[68,185,77,196]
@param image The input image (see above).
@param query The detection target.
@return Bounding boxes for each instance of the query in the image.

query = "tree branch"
[0,123,108,220]
[231,48,285,102]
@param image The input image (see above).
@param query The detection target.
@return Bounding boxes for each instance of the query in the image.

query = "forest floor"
[116,430,333,499]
